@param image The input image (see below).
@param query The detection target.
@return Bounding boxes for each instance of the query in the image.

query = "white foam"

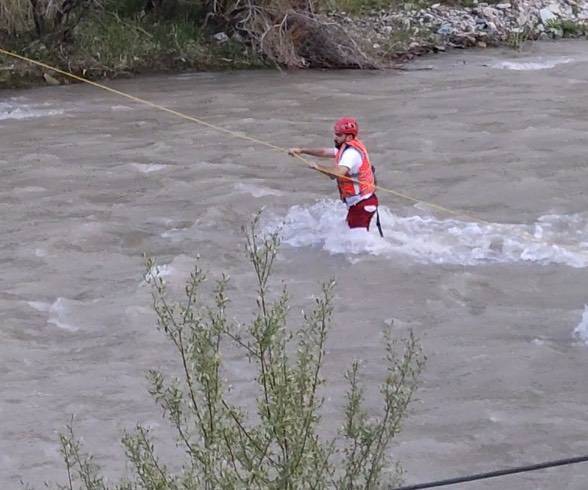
[144,263,175,282]
[26,298,79,331]
[264,200,588,267]
[27,301,52,313]
[142,254,195,285]
[0,100,64,121]
[47,298,79,332]
[492,57,573,71]
[129,163,167,173]
[161,228,186,241]
[234,182,283,198]
[573,306,588,344]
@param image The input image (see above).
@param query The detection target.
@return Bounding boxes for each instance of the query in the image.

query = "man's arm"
[312,163,348,180]
[288,147,336,158]
[288,147,348,179]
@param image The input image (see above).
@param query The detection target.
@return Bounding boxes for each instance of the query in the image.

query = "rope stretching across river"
[2,46,587,259]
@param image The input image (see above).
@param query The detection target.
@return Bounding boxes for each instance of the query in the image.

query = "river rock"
[332,0,588,64]
[43,72,60,86]
[213,32,229,44]
[539,6,558,23]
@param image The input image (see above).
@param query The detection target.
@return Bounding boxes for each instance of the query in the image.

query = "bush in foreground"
[52,214,425,489]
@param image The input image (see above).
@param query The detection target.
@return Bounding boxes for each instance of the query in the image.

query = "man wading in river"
[288,117,383,236]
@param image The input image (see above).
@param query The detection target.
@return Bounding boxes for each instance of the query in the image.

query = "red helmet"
[334,117,358,136]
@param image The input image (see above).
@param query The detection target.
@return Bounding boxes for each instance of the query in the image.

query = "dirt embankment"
[1,0,587,89]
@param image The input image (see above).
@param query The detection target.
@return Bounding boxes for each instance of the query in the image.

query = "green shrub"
[546,19,587,37]
[52,214,424,489]
[101,0,205,21]
[505,27,532,50]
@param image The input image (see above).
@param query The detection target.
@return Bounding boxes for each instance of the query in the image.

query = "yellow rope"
[0,46,484,222]
[2,46,587,260]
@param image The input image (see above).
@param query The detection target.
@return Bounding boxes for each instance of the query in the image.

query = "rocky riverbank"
[336,0,588,62]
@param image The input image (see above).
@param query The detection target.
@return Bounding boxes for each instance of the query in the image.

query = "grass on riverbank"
[0,6,267,88]
[546,18,588,36]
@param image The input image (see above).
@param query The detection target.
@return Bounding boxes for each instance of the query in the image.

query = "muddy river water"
[2,40,588,488]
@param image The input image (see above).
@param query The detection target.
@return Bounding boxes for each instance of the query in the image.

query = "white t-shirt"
[328,147,371,207]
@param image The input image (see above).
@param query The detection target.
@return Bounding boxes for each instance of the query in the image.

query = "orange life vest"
[335,138,375,203]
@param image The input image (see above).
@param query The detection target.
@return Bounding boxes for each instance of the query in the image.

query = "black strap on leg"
[371,168,384,238]
[376,209,384,237]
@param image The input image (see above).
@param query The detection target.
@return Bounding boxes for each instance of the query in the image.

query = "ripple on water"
[233,182,283,198]
[128,163,167,173]
[27,298,79,332]
[491,57,574,71]
[0,100,65,121]
[574,306,588,344]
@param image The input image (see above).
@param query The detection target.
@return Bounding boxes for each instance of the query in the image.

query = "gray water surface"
[2,40,588,488]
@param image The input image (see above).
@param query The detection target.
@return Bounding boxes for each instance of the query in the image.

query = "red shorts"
[346,194,379,230]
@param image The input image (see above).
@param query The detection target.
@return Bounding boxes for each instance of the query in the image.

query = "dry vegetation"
[0,0,381,81]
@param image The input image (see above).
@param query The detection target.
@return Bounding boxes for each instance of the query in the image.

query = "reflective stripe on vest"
[335,139,375,204]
